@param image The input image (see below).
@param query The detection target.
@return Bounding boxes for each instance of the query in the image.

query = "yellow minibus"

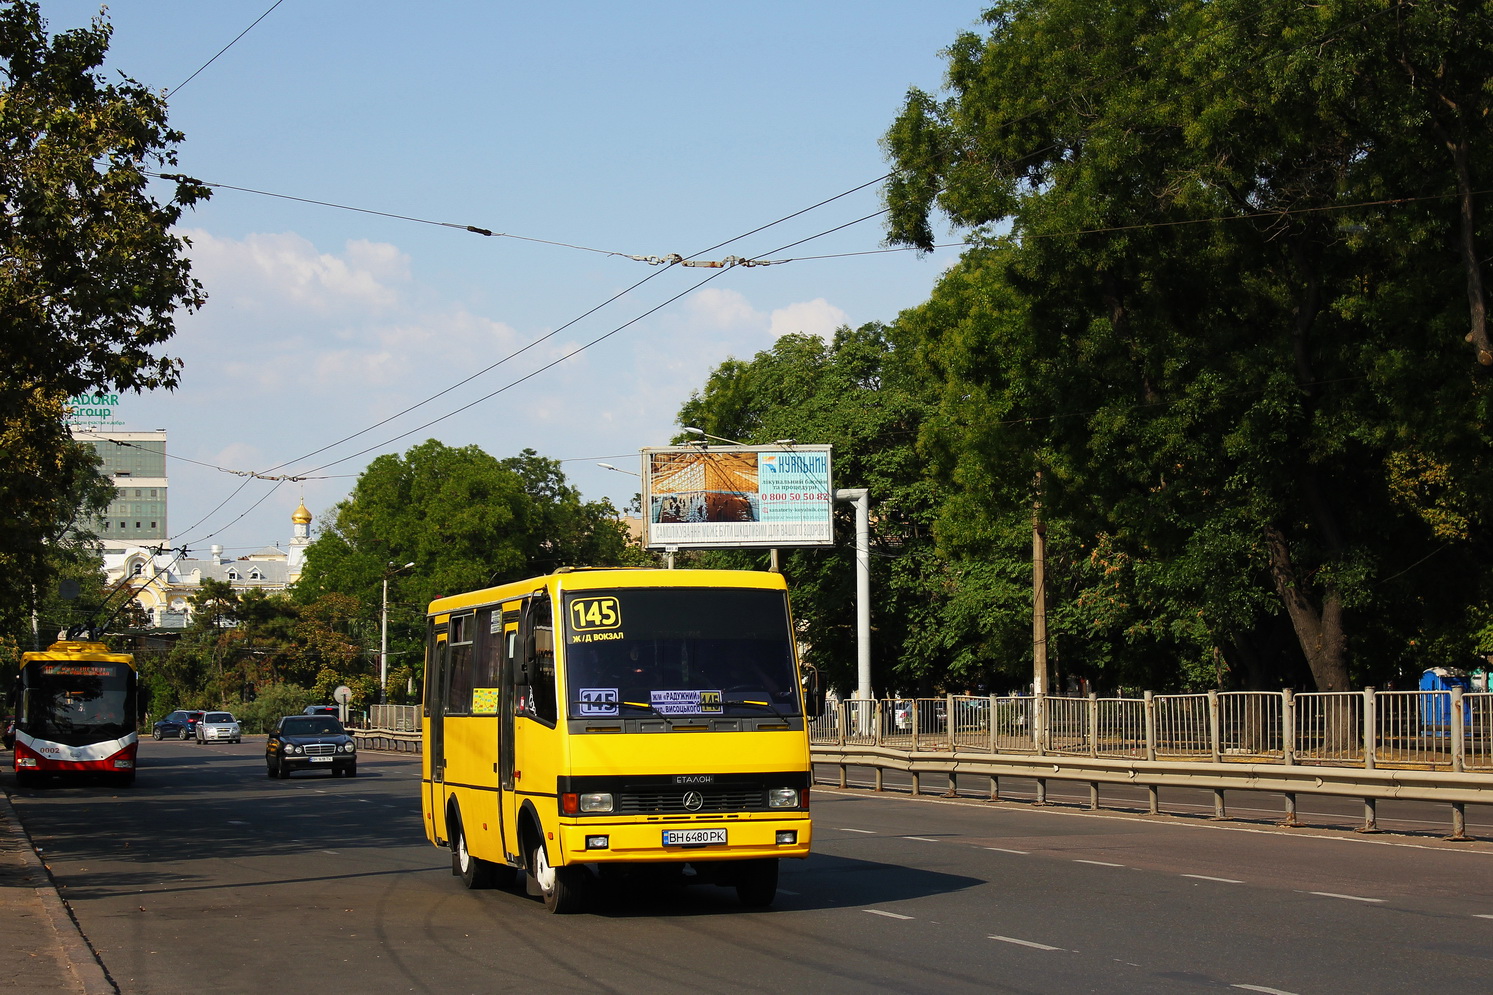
[422,567,820,913]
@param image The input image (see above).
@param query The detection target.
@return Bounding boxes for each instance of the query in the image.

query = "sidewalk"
[0,788,114,994]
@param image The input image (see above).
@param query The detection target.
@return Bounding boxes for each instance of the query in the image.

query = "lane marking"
[864,909,914,920]
[1233,985,1300,995]
[1074,859,1124,867]
[1182,874,1244,884]
[839,828,875,834]
[1474,914,1493,919]
[989,934,1065,951]
[904,836,941,843]
[1307,891,1384,903]
[984,847,1029,855]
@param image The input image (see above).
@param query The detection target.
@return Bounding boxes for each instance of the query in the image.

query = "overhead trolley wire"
[168,0,286,95]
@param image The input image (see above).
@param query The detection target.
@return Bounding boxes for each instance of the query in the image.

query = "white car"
[195,711,242,744]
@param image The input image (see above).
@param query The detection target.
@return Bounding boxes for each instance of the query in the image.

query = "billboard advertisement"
[641,445,833,549]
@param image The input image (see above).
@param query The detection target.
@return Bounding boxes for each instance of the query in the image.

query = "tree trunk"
[1263,526,1350,692]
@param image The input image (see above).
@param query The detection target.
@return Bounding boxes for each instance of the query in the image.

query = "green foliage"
[0,2,208,644]
[877,0,1493,691]
[234,683,314,736]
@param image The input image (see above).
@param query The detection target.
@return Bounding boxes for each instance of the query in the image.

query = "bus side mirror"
[802,664,825,719]
[518,632,535,686]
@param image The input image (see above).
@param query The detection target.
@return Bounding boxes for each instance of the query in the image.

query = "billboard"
[641,445,833,549]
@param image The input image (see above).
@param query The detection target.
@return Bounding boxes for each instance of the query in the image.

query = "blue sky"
[44,1,977,557]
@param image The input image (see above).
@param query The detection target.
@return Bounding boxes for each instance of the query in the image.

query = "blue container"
[1419,668,1471,732]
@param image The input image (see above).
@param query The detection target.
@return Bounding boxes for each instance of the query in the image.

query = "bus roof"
[21,641,135,666]
[426,566,789,615]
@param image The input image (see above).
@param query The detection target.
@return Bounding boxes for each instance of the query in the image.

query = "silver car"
[195,711,242,744]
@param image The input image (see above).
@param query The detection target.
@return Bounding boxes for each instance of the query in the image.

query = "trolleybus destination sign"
[640,444,834,549]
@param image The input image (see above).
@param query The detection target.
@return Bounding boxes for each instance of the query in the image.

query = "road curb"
[0,789,116,995]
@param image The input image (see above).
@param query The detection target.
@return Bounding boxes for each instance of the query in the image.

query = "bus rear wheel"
[450,812,497,889]
[529,838,584,914]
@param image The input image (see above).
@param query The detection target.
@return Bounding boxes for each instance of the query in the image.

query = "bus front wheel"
[735,858,778,908]
[529,838,584,914]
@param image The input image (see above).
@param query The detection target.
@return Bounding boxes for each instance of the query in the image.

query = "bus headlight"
[768,787,800,809]
[579,792,614,813]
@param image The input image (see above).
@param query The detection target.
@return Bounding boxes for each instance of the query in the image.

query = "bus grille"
[617,789,766,814]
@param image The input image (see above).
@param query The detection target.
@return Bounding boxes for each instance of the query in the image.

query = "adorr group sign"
[640,444,834,549]
[65,392,124,427]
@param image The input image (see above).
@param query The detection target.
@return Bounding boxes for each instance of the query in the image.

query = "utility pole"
[1032,472,1049,749]
[381,561,415,703]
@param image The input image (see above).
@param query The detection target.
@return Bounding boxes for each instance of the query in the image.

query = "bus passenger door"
[500,609,520,861]
[427,630,449,842]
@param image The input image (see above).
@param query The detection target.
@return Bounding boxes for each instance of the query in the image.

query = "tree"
[294,440,635,693]
[0,2,208,641]
[881,0,1493,690]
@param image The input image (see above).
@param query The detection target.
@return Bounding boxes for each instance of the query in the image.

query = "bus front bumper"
[556,814,811,865]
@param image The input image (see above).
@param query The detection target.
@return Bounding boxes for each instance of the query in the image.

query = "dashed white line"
[838,827,875,834]
[1074,859,1124,867]
[1182,874,1244,884]
[1232,985,1300,995]
[864,909,914,920]
[984,847,1029,855]
[1307,891,1384,903]
[1475,914,1493,920]
[989,934,1065,951]
[904,836,941,843]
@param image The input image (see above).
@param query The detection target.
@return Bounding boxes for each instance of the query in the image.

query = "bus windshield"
[20,662,135,746]
[562,587,799,719]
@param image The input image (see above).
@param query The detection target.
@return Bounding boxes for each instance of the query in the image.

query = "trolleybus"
[422,567,821,913]
[12,640,140,786]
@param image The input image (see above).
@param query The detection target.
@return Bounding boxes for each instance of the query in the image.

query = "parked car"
[152,710,205,741]
[195,711,242,744]
[266,714,357,778]
[303,705,339,717]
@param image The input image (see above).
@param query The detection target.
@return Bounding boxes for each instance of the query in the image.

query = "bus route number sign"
[570,597,620,632]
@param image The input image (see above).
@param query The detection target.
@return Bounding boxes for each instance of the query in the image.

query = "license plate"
[662,828,726,846]
[308,756,332,763]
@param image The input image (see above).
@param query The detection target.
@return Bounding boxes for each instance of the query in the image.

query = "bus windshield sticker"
[650,690,724,715]
[472,687,500,714]
[578,688,619,716]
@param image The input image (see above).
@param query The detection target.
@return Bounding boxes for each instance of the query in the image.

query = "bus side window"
[446,614,474,715]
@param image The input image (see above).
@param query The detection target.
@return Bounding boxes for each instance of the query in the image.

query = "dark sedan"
[265,715,357,778]
[152,709,205,741]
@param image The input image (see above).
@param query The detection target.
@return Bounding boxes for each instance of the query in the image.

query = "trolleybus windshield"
[562,587,799,720]
[20,662,135,746]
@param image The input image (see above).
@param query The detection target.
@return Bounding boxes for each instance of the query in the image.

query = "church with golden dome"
[100,500,315,630]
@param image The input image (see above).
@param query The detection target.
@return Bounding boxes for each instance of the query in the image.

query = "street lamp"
[597,462,639,476]
[381,561,415,703]
[681,426,742,446]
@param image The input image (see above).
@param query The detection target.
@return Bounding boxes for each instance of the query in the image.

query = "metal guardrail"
[811,692,1493,838]
[357,694,1493,837]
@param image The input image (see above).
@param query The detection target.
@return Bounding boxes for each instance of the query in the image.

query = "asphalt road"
[9,738,1493,994]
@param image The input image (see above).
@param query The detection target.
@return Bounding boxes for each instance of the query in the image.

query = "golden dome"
[292,501,313,525]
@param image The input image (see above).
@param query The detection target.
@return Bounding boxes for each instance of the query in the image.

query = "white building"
[102,500,315,629]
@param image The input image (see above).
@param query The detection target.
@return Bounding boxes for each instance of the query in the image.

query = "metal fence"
[814,689,1493,773]
[366,704,420,733]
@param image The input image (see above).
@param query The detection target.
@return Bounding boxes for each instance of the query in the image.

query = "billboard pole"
[836,488,871,701]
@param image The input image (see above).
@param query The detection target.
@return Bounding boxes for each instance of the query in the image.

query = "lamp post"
[381,561,415,703]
